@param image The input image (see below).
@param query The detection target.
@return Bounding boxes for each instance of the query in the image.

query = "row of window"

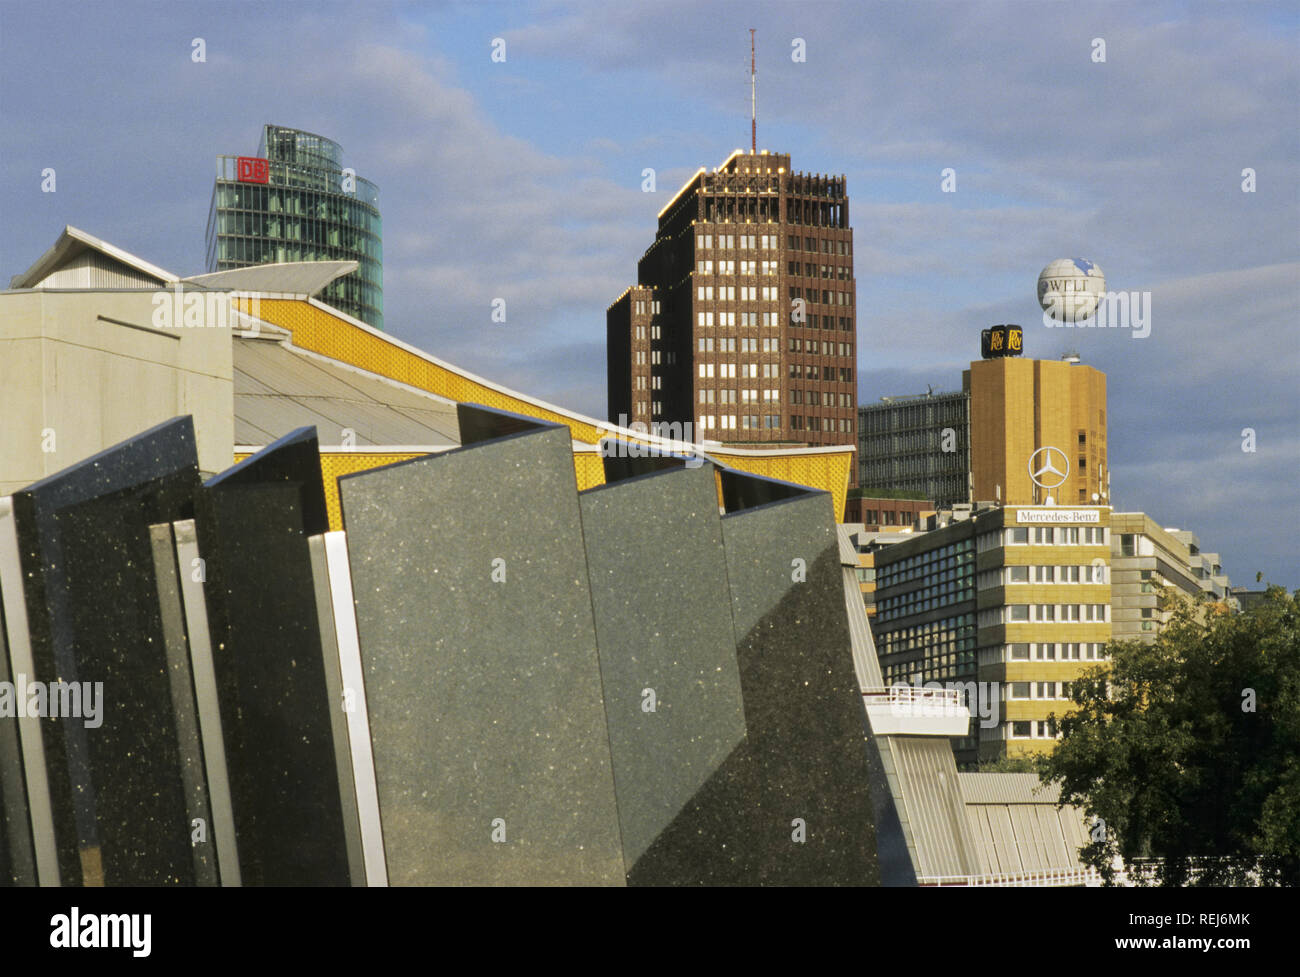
[976,527,1108,551]
[1008,681,1073,701]
[632,351,679,365]
[788,265,852,281]
[792,314,853,332]
[860,432,960,454]
[211,183,381,235]
[790,391,853,407]
[632,299,661,315]
[863,456,964,479]
[977,641,1107,665]
[697,336,781,352]
[787,236,851,255]
[875,612,976,657]
[695,259,780,275]
[695,415,781,431]
[694,233,781,250]
[980,604,1109,626]
[1010,720,1059,740]
[697,389,780,404]
[697,285,780,301]
[697,312,781,328]
[789,416,854,432]
[789,339,853,356]
[860,510,916,527]
[691,362,853,383]
[977,565,1109,588]
[858,398,968,434]
[787,282,855,305]
[877,541,976,589]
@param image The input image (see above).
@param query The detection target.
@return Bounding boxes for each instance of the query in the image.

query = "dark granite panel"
[0,595,35,885]
[628,489,878,885]
[205,426,329,536]
[598,442,686,485]
[148,523,218,885]
[455,402,548,446]
[578,464,746,871]
[718,467,814,513]
[9,417,201,884]
[339,423,624,884]
[306,534,366,886]
[196,429,351,884]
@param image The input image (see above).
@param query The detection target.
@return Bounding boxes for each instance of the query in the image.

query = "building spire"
[750,29,757,154]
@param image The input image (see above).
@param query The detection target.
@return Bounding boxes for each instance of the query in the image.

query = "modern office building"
[873,503,1113,766]
[858,390,970,506]
[1110,516,1239,642]
[872,500,1240,765]
[206,125,383,329]
[607,150,858,467]
[964,352,1108,506]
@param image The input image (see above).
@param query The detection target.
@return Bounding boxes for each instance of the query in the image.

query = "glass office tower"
[206,125,383,329]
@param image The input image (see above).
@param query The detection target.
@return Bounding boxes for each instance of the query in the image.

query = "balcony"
[862,685,970,736]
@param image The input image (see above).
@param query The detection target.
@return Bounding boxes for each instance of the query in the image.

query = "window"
[1007,565,1029,584]
[1008,605,1029,622]
[1009,643,1030,660]
[1012,721,1032,738]
[1008,528,1029,545]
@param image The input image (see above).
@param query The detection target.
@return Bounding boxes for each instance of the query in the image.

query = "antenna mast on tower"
[750,29,757,153]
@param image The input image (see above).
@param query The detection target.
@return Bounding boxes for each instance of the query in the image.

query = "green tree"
[1041,585,1300,886]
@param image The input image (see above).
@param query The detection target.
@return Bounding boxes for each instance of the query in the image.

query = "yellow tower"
[964,355,1107,507]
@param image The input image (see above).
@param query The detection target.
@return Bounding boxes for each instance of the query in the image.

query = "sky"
[0,0,1296,590]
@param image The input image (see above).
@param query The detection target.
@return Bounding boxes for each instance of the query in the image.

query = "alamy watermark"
[151,285,261,334]
[1042,290,1151,338]
[889,677,1000,728]
[597,415,704,468]
[0,675,103,729]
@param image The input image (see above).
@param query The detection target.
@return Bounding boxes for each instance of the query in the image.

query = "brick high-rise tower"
[607,150,857,466]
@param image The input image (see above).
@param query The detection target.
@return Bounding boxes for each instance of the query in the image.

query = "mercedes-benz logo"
[1028,446,1069,490]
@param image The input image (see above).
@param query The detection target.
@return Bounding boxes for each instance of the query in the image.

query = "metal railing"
[918,866,1102,887]
[862,686,964,708]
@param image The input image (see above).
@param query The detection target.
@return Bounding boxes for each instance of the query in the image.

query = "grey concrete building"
[858,390,970,507]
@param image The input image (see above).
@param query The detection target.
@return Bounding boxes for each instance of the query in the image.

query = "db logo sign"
[237,156,269,184]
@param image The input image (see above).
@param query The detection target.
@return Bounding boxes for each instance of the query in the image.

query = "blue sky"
[1,0,1296,589]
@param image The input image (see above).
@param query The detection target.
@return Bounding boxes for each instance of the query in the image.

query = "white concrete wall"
[0,289,233,493]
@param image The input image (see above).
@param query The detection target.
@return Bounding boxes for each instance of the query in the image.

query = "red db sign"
[237,157,269,183]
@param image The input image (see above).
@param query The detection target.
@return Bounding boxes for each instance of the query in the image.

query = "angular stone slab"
[7,416,203,884]
[578,463,746,873]
[628,479,879,885]
[339,418,624,885]
[196,427,352,884]
[0,594,35,885]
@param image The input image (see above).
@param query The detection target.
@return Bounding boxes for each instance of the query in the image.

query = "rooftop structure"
[206,125,383,329]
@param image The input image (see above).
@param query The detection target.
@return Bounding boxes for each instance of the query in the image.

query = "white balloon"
[1038,258,1106,322]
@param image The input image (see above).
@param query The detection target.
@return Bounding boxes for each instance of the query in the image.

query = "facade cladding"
[206,125,382,329]
[858,391,970,507]
[607,151,858,468]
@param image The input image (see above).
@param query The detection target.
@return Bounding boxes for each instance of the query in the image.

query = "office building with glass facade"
[206,125,382,328]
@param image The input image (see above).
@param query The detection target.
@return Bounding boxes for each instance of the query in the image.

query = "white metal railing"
[918,866,1102,887]
[863,686,963,708]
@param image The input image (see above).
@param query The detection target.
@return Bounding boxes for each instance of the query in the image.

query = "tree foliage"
[1041,585,1300,886]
